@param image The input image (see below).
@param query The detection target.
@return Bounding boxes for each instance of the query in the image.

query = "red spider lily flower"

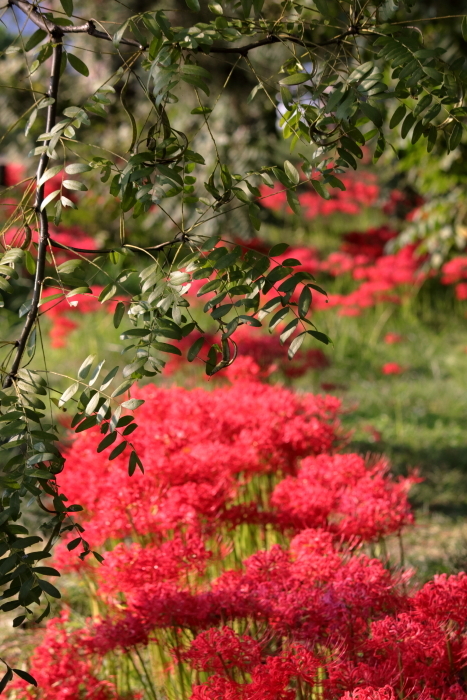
[381,363,406,375]
[383,333,404,344]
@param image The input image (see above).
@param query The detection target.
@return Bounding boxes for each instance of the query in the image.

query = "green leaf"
[188,337,204,361]
[279,73,311,86]
[311,180,329,199]
[269,306,289,330]
[284,160,300,185]
[78,354,96,380]
[413,94,432,117]
[450,122,463,150]
[121,398,145,410]
[298,286,312,318]
[191,106,212,115]
[40,190,60,211]
[152,341,182,355]
[423,67,444,84]
[111,380,133,398]
[248,203,261,230]
[37,165,62,187]
[180,73,210,96]
[32,567,60,576]
[211,304,233,320]
[348,61,374,83]
[288,333,305,359]
[109,441,127,460]
[85,392,100,415]
[197,279,221,296]
[35,602,50,624]
[326,174,346,191]
[25,250,36,276]
[286,189,301,215]
[24,29,47,52]
[13,616,26,628]
[59,382,79,407]
[411,119,424,145]
[340,137,363,159]
[75,415,98,433]
[307,329,331,344]
[62,179,87,191]
[185,0,200,9]
[0,669,13,694]
[359,101,383,127]
[64,163,91,174]
[66,287,92,297]
[60,0,73,15]
[113,301,125,328]
[280,319,298,344]
[38,579,61,598]
[89,360,105,387]
[99,366,119,392]
[269,243,289,256]
[314,0,338,17]
[11,536,43,548]
[401,112,416,139]
[98,432,119,453]
[128,450,144,476]
[422,103,442,125]
[325,88,345,114]
[389,104,406,128]
[98,284,117,303]
[61,196,77,209]
[25,109,37,137]
[113,19,130,47]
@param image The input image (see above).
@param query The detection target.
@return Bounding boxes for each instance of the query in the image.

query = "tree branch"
[207,31,355,55]
[48,236,188,255]
[9,0,145,48]
[3,40,63,388]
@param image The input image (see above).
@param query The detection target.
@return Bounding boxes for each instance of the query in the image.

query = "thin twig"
[47,235,187,255]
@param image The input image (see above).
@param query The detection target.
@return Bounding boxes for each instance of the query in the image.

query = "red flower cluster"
[271,453,417,540]
[54,378,343,560]
[441,257,467,300]
[10,611,133,700]
[320,239,428,316]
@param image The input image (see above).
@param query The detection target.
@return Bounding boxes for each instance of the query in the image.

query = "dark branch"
[4,41,63,388]
[207,31,354,55]
[9,0,145,48]
[48,236,188,255]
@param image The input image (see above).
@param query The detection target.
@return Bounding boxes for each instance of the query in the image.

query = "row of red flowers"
[5,370,465,700]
